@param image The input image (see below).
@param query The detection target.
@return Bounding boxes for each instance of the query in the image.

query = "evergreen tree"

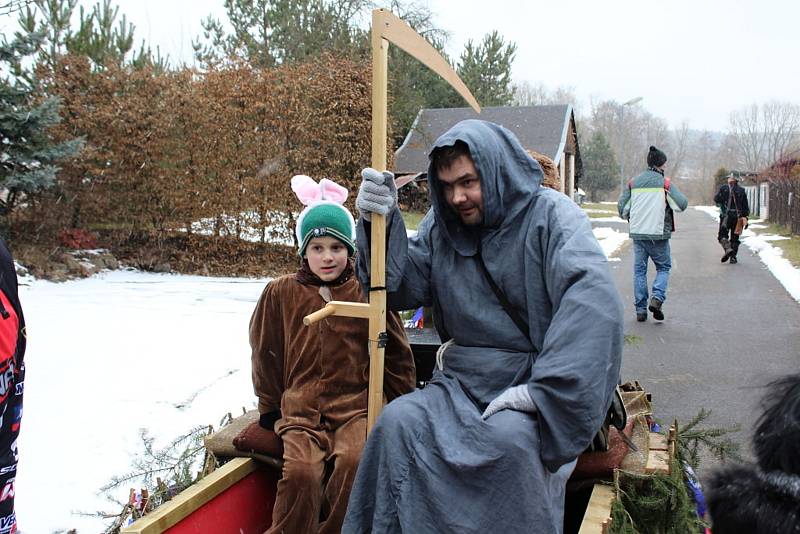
[17,0,163,74]
[457,31,516,107]
[192,0,370,68]
[15,0,77,76]
[64,0,135,67]
[0,31,83,215]
[582,131,619,201]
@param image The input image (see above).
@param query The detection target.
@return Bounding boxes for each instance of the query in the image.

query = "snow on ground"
[593,226,628,261]
[695,206,800,302]
[590,215,626,223]
[185,211,295,246]
[16,270,269,533]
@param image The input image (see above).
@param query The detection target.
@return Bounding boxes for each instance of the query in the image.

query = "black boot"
[648,297,664,320]
[730,255,738,264]
[636,311,647,322]
[720,238,734,263]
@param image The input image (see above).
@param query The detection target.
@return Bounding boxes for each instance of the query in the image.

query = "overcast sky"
[3,0,799,132]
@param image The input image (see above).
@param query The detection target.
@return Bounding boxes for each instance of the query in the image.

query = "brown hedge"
[21,53,388,275]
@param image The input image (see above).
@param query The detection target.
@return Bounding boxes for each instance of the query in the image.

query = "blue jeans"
[633,239,671,312]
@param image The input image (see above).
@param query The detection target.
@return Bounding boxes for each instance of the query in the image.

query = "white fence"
[743,182,769,218]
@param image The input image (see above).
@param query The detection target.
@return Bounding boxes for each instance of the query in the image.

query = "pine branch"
[674,408,743,468]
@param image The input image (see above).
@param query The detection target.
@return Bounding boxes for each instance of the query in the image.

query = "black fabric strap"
[476,245,534,348]
[727,185,738,216]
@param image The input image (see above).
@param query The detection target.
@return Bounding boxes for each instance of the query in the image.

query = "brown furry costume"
[250,261,415,534]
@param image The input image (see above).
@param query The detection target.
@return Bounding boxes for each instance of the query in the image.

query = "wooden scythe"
[303,9,480,433]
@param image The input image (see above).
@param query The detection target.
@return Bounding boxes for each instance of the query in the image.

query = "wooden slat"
[303,301,371,325]
[578,483,615,534]
[645,450,670,475]
[120,457,258,534]
[649,432,668,451]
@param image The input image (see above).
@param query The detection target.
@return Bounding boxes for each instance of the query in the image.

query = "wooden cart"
[122,334,672,534]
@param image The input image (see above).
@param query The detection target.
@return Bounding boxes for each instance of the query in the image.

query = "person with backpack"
[618,146,688,322]
[714,175,750,264]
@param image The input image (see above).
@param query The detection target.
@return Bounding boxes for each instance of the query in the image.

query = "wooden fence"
[768,178,800,234]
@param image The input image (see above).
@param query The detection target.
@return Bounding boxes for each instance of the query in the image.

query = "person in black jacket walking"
[713,175,750,264]
[0,238,25,534]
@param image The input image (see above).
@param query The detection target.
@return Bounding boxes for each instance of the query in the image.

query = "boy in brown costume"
[249,175,415,534]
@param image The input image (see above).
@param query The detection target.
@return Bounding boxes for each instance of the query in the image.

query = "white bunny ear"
[291,174,322,205]
[319,178,349,204]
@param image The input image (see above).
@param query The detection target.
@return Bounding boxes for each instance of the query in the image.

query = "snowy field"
[16,271,269,533]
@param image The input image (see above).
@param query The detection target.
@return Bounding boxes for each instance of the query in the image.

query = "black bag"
[476,249,626,453]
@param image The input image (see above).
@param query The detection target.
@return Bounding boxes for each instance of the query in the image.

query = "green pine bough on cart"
[608,408,742,534]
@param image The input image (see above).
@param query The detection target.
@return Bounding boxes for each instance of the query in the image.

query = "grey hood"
[427,120,544,256]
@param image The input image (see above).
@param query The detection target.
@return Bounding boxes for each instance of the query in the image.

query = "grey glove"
[481,385,537,419]
[356,168,397,220]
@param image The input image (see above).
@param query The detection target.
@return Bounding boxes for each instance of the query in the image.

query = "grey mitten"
[357,168,397,220]
[481,385,537,419]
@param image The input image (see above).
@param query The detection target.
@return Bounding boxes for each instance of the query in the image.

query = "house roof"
[394,105,576,175]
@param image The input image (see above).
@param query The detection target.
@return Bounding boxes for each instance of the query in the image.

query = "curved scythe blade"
[373,9,481,113]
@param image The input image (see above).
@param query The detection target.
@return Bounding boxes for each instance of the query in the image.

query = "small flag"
[404,307,424,329]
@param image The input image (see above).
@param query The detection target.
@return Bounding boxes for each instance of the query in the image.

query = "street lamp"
[619,96,643,192]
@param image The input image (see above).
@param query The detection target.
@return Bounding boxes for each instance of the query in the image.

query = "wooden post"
[568,153,576,201]
[366,12,390,432]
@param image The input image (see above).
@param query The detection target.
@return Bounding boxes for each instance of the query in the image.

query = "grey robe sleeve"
[355,207,435,311]
[527,198,624,471]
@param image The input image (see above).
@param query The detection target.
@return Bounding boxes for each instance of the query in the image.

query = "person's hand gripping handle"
[356,168,397,221]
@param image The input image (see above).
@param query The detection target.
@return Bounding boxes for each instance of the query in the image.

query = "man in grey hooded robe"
[342,120,623,533]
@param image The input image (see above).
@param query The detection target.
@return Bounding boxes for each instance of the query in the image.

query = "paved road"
[600,208,800,474]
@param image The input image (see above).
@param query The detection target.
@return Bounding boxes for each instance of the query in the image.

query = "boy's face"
[437,154,484,226]
[305,236,349,281]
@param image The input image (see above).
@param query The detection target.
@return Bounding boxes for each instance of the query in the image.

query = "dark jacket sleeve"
[383,311,416,401]
[249,282,285,418]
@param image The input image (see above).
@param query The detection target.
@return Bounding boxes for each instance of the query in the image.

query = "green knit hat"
[296,201,356,257]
